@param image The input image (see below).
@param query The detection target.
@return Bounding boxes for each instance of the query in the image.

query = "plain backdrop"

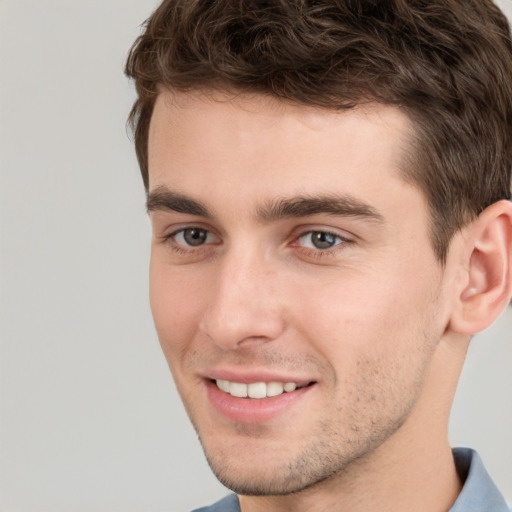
[0,1,511,510]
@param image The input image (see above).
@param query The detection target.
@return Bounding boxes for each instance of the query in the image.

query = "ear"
[449,200,512,335]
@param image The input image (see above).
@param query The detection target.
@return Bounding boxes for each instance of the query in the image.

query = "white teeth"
[217,379,230,393]
[283,382,297,392]
[229,382,248,398]
[247,382,267,399]
[266,382,284,397]
[215,379,305,399]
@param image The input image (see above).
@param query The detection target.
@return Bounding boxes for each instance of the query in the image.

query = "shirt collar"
[450,448,509,512]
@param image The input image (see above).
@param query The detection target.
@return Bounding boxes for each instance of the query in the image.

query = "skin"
[147,90,476,512]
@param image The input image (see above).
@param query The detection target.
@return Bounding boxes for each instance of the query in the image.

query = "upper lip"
[204,369,315,386]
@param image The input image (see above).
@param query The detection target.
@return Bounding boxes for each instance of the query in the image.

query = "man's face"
[147,91,452,495]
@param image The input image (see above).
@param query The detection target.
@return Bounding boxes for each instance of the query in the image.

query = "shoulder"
[191,494,240,512]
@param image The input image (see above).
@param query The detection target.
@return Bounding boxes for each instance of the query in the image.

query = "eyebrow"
[257,195,385,223]
[146,186,384,224]
[146,187,212,217]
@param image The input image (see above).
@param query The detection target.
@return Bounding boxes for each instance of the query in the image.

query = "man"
[125,1,512,511]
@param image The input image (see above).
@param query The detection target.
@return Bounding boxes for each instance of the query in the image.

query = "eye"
[297,231,345,250]
[172,227,218,247]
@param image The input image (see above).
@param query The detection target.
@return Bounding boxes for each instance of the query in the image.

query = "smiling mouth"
[214,379,314,399]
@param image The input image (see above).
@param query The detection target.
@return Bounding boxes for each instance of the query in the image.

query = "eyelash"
[293,230,351,258]
[161,227,353,258]
[162,227,219,255]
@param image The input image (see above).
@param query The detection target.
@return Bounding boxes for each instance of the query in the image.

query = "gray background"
[0,1,510,510]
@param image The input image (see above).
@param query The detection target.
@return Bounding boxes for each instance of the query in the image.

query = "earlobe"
[450,200,512,335]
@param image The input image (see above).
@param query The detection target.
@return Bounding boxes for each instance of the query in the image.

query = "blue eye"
[298,231,344,250]
[174,228,215,247]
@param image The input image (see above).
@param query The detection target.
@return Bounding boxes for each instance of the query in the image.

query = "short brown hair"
[125,0,512,261]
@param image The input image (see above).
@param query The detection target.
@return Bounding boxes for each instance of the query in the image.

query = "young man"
[125,1,512,511]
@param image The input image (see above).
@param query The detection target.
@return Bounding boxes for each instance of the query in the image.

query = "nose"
[199,246,286,350]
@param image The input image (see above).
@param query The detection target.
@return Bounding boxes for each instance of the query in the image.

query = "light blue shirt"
[192,448,510,512]
[450,448,509,511]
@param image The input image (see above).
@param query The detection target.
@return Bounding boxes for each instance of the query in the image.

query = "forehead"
[148,89,412,160]
[147,89,418,220]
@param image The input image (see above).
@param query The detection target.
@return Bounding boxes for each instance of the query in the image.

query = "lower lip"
[206,381,314,424]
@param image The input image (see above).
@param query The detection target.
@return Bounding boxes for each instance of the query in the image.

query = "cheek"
[289,262,441,371]
[294,274,441,431]
[149,259,206,362]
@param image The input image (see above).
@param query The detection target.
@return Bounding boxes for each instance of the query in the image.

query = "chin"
[205,457,330,496]
[198,433,357,497]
